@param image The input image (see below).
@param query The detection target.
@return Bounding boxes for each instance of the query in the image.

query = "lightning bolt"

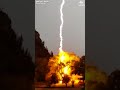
[59,0,65,52]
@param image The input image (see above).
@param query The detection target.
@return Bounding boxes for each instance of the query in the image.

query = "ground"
[34,82,83,90]
[35,88,81,90]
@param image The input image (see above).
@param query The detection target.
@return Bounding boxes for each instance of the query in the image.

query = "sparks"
[59,0,65,52]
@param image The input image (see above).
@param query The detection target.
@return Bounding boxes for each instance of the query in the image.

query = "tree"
[107,69,120,90]
[85,65,108,90]
[35,58,50,81]
[71,80,75,87]
[35,30,52,58]
[0,9,34,75]
[74,56,85,74]
[35,30,53,82]
[50,73,58,84]
[0,9,34,90]
[62,74,70,87]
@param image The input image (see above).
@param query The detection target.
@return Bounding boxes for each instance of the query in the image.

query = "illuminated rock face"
[46,50,84,86]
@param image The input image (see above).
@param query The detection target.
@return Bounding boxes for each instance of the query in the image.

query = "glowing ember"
[46,50,83,86]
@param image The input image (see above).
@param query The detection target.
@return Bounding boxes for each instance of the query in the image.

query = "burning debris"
[45,50,84,87]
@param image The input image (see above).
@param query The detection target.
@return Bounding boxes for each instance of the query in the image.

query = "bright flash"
[59,0,65,52]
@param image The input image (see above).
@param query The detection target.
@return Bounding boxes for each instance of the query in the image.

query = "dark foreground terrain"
[35,88,81,90]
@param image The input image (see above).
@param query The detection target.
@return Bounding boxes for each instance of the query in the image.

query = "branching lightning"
[59,0,65,52]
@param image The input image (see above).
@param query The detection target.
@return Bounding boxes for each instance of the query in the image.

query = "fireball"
[46,50,83,86]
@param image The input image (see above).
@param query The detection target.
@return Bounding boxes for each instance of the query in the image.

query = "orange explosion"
[46,50,83,86]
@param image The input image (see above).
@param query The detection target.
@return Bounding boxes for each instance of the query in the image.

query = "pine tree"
[0,10,34,76]
[0,10,35,90]
[35,30,53,82]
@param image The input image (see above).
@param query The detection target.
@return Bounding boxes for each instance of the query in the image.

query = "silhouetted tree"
[35,31,53,58]
[74,56,85,74]
[71,80,75,87]
[50,51,53,57]
[35,30,53,82]
[50,73,58,84]
[80,56,85,83]
[107,69,120,90]
[62,74,70,87]
[0,10,34,90]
